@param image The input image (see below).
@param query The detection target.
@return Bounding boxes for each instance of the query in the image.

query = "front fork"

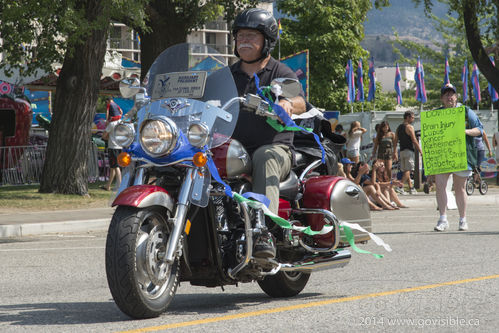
[164,168,194,264]
[118,163,195,264]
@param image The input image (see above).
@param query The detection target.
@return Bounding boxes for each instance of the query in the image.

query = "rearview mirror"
[119,77,141,98]
[270,78,301,98]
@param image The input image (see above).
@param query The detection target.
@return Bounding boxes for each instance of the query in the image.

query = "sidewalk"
[0,207,115,238]
[1,187,498,238]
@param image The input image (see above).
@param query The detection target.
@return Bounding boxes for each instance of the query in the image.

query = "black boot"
[253,230,276,258]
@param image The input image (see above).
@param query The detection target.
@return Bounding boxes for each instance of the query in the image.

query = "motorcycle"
[105,43,390,319]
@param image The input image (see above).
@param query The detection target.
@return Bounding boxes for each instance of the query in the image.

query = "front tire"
[105,206,179,319]
[258,271,311,298]
[479,181,488,195]
[465,177,474,195]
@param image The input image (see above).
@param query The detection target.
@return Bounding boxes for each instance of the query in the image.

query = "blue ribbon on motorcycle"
[254,74,325,164]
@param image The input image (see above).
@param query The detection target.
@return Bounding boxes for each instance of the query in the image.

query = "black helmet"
[232,8,278,60]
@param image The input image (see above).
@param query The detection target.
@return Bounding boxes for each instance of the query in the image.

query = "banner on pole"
[281,50,309,100]
[420,106,467,175]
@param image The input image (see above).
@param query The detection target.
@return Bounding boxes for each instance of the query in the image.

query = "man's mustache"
[237,43,253,50]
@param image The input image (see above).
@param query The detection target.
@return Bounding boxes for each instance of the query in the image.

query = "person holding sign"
[423,83,483,232]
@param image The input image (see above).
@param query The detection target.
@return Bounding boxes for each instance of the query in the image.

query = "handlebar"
[241,93,280,120]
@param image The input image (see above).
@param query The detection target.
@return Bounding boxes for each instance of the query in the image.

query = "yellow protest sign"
[420,106,467,175]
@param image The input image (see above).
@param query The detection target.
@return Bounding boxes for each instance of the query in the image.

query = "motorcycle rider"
[230,8,306,258]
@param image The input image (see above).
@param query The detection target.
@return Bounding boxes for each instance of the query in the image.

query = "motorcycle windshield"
[144,43,239,149]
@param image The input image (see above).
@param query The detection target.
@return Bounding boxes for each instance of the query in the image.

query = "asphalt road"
[1,192,498,332]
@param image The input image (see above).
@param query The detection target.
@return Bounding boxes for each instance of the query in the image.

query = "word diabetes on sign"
[420,106,467,175]
[151,71,207,100]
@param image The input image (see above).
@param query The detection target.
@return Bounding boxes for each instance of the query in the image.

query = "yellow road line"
[119,274,499,333]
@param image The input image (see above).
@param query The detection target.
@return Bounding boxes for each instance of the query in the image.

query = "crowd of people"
[335,114,419,211]
[334,83,494,232]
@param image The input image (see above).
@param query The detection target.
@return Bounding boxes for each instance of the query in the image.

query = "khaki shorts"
[400,149,414,172]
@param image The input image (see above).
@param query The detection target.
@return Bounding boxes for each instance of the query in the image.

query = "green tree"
[0,0,148,195]
[274,0,392,113]
[135,0,258,81]
[411,0,499,93]
[391,0,497,109]
[0,0,254,195]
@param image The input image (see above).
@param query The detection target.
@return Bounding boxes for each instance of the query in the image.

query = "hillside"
[364,0,447,39]
[362,0,448,65]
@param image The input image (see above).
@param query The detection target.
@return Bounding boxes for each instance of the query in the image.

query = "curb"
[0,218,110,238]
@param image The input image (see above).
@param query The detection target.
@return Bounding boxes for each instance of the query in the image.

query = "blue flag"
[471,62,481,103]
[394,63,403,105]
[345,59,355,103]
[356,58,365,102]
[488,56,498,103]
[444,56,450,85]
[367,57,376,102]
[414,57,427,103]
[461,60,469,103]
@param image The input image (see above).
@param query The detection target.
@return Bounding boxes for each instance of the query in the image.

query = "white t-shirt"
[105,120,122,149]
[346,130,363,150]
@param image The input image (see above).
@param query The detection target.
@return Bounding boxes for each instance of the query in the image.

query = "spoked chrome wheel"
[136,220,172,300]
[106,206,180,319]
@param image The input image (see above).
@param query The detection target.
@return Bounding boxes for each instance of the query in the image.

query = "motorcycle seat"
[279,170,300,201]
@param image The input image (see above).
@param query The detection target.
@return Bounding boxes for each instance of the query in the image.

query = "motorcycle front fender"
[112,185,175,212]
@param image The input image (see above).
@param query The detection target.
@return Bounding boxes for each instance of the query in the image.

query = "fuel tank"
[302,176,371,246]
[211,139,252,179]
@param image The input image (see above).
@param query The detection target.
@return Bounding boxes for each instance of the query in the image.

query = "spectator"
[432,83,483,232]
[475,130,492,168]
[345,121,367,163]
[372,121,396,181]
[375,161,408,208]
[334,124,346,158]
[101,118,122,191]
[393,111,422,195]
[344,158,396,211]
[106,97,123,123]
[493,131,499,159]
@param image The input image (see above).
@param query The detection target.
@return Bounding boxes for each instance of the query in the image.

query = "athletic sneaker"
[409,187,417,195]
[434,219,449,231]
[458,220,469,231]
[394,186,404,194]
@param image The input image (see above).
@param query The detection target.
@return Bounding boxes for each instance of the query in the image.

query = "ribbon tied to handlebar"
[253,74,326,164]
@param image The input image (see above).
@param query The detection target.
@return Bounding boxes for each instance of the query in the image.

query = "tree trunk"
[138,1,192,82]
[463,0,499,93]
[39,3,109,195]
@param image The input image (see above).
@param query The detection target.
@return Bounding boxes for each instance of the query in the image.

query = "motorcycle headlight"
[139,118,178,157]
[187,122,209,148]
[113,123,135,148]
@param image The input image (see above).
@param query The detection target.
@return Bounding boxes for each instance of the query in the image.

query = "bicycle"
[465,167,488,195]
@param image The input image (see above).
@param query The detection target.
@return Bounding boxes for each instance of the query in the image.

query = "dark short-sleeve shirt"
[108,101,122,118]
[230,57,302,155]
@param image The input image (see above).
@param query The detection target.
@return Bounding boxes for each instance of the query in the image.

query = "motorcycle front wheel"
[258,271,311,298]
[105,206,179,319]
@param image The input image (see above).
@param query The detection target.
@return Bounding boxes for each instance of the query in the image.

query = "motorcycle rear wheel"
[105,206,179,319]
[258,271,310,298]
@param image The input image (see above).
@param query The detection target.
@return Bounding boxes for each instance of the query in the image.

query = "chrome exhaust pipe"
[279,249,351,273]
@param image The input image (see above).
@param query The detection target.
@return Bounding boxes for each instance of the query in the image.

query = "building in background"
[376,66,416,93]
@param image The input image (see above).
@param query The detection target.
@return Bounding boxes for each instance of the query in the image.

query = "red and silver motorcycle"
[105,43,388,319]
